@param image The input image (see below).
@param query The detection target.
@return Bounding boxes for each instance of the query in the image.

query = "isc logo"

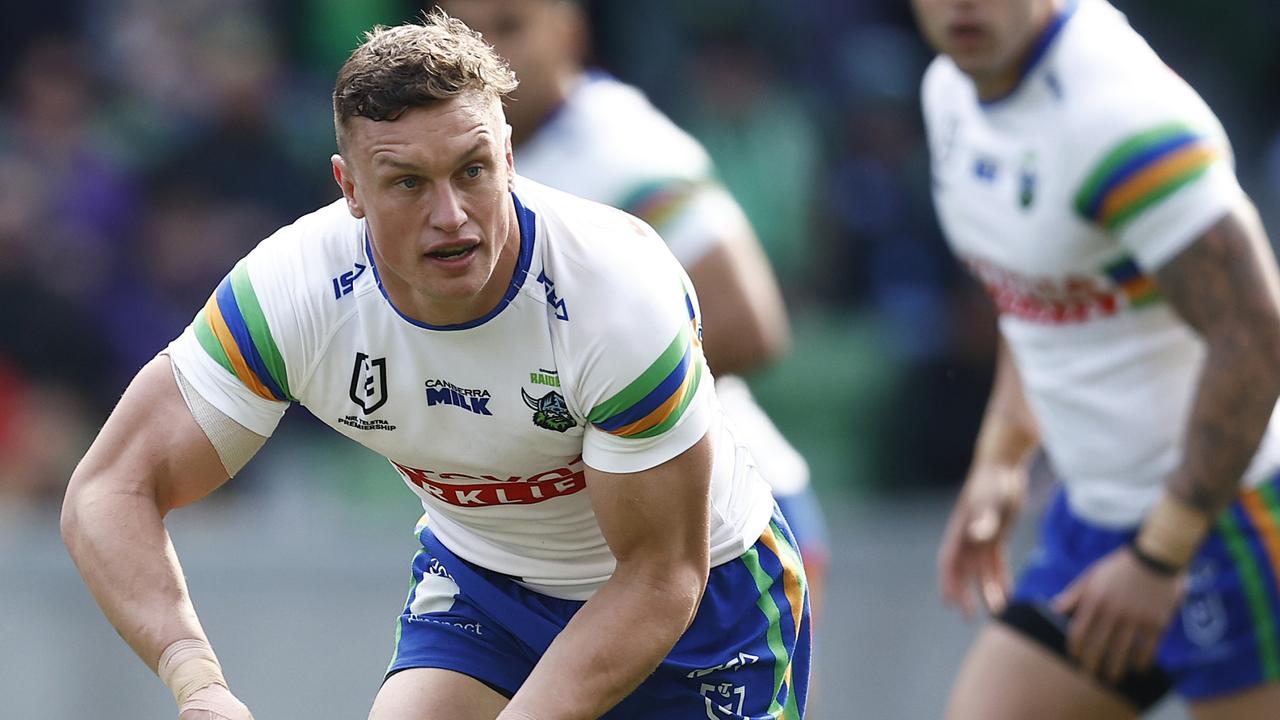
[332,263,367,299]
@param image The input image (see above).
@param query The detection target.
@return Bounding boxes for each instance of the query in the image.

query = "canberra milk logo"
[425,379,493,416]
[349,352,388,414]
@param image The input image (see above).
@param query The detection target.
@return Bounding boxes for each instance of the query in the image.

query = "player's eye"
[397,177,419,189]
[463,165,483,180]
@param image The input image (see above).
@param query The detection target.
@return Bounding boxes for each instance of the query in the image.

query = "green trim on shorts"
[741,545,790,718]
[1217,510,1280,680]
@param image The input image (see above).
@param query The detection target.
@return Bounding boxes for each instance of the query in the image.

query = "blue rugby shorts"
[386,505,811,718]
[1013,472,1280,700]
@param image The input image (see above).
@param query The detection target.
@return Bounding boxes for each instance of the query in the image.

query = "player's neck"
[973,1,1062,102]
[511,71,582,148]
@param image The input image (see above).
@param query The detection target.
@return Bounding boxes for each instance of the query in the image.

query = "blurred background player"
[917,0,1280,718]
[437,0,831,622]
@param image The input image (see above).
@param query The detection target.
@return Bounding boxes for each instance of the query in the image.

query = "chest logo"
[349,353,388,414]
[522,388,576,433]
[425,379,493,416]
[1018,152,1038,209]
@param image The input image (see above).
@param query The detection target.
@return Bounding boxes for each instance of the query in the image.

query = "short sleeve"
[1070,76,1243,270]
[569,227,714,474]
[166,254,299,437]
[615,178,748,267]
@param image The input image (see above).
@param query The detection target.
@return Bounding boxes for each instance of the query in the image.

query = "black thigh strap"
[996,601,1173,712]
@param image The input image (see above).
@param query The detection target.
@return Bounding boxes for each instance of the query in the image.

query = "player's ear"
[332,154,365,218]
[504,124,516,191]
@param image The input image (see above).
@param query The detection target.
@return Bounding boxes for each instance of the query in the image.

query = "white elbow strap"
[169,357,267,476]
[157,638,227,707]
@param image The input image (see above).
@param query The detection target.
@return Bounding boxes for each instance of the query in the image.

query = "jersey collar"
[364,191,537,331]
[979,0,1079,109]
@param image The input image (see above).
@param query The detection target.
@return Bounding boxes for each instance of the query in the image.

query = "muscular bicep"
[1153,205,1280,347]
[586,432,714,570]
[685,224,790,376]
[69,355,248,514]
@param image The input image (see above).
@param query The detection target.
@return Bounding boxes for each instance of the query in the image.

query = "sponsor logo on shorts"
[406,615,484,636]
[392,455,587,507]
[1182,561,1228,648]
[686,652,759,679]
[425,379,492,416]
[699,683,746,718]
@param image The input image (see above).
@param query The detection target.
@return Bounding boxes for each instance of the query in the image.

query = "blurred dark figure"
[0,36,127,503]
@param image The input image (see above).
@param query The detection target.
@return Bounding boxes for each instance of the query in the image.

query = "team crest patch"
[522,388,576,432]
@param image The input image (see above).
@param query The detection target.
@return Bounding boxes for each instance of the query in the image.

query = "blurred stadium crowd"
[2,0,1279,507]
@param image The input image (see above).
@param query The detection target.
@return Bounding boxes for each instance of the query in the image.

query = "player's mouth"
[945,21,989,51]
[425,242,479,265]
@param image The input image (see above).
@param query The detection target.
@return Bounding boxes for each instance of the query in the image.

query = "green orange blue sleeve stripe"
[616,178,706,234]
[1074,122,1221,231]
[587,298,703,439]
[193,261,294,402]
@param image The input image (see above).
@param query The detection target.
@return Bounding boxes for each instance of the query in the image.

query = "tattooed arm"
[1157,204,1280,516]
[1055,204,1280,683]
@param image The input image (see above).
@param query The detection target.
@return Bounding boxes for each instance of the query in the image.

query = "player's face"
[332,93,518,325]
[912,0,1057,89]
[439,0,581,136]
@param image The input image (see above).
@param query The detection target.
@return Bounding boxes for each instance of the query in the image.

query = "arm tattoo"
[1155,208,1280,516]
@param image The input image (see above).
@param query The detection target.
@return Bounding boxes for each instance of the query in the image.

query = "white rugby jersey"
[167,177,775,600]
[922,0,1280,526]
[516,72,811,495]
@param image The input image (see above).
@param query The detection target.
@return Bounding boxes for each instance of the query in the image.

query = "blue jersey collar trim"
[364,191,537,331]
[980,0,1078,108]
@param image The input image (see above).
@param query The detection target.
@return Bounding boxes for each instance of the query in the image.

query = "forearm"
[501,565,705,719]
[971,340,1039,470]
[61,480,208,670]
[1168,341,1280,515]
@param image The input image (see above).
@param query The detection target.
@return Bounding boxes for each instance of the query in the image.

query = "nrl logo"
[521,388,577,433]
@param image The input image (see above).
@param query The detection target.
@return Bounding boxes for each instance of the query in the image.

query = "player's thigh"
[1189,682,1280,720]
[368,668,508,720]
[947,624,1137,720]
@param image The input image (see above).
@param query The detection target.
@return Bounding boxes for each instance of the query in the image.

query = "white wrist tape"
[157,638,227,707]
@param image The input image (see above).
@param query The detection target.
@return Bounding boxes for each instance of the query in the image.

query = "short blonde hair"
[333,9,517,151]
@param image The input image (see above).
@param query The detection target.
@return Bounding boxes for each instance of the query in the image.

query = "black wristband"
[1127,538,1181,577]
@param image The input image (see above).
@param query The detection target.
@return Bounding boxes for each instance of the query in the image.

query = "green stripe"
[229,262,293,400]
[768,521,810,596]
[627,355,704,439]
[1218,509,1280,679]
[741,546,789,718]
[614,178,702,223]
[1073,122,1197,216]
[588,322,689,424]
[1260,482,1280,517]
[1103,164,1211,231]
[193,309,236,376]
[387,550,427,673]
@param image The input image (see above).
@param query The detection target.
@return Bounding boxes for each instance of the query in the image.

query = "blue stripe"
[214,275,288,400]
[593,342,692,431]
[684,292,695,321]
[1081,132,1202,220]
[1104,257,1143,284]
[366,192,537,331]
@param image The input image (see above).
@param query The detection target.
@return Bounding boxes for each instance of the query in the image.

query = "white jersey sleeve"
[1066,55,1243,269]
[551,205,714,474]
[166,206,343,436]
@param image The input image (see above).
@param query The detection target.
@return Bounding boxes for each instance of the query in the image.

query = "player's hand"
[937,463,1026,618]
[1052,546,1185,684]
[178,684,255,720]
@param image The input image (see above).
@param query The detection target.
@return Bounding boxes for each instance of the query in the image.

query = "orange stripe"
[1241,490,1280,588]
[761,527,805,642]
[609,369,693,437]
[204,295,276,400]
[1100,145,1218,224]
